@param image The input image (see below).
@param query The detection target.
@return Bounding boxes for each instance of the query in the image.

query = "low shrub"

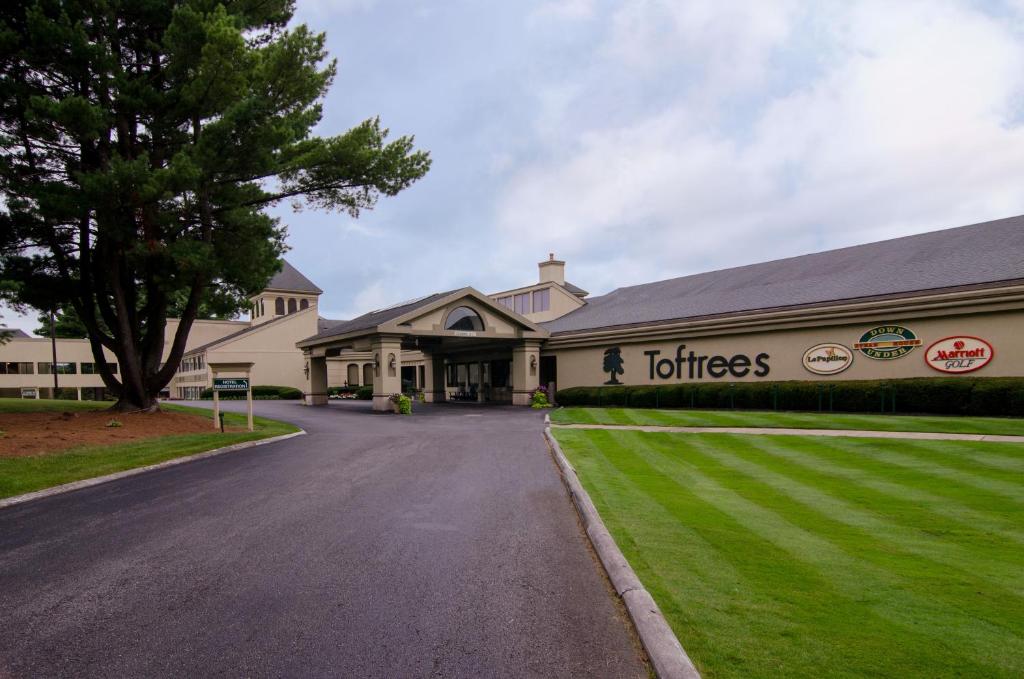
[531,388,552,409]
[355,386,373,400]
[555,377,1024,417]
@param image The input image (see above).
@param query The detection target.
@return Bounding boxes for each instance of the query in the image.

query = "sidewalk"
[551,423,1024,443]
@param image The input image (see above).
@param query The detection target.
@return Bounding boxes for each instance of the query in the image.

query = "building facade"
[298,215,1024,410]
[3,216,1023,406]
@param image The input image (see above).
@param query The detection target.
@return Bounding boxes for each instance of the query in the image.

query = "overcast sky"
[5,0,1024,333]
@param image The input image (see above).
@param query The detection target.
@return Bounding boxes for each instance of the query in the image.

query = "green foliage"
[355,386,373,400]
[0,1,430,409]
[199,385,302,400]
[555,377,1024,417]
[34,305,90,338]
[530,388,551,409]
[397,394,412,415]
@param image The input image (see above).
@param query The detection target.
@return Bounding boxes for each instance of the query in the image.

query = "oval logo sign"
[802,343,854,375]
[925,336,993,374]
[854,325,922,360]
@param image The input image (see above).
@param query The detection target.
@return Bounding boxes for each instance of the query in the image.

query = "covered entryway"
[297,288,549,411]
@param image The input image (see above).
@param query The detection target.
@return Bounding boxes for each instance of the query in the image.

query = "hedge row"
[200,385,303,400]
[555,377,1024,417]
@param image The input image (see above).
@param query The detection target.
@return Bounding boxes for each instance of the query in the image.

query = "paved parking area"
[0,401,647,677]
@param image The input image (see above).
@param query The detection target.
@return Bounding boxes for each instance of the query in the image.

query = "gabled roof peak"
[264,259,322,294]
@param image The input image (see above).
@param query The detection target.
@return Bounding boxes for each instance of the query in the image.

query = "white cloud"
[530,0,595,23]
[494,0,1024,294]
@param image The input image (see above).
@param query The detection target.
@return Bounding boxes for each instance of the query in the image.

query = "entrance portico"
[297,288,549,411]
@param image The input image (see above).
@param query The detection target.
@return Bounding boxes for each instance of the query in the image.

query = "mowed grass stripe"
[738,435,1024,546]
[558,430,976,679]
[677,434,1024,597]
[623,431,1024,675]
[824,438,1024,505]
[552,407,1024,436]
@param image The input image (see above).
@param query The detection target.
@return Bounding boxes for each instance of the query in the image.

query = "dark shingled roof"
[2,328,30,338]
[318,317,345,334]
[543,215,1024,335]
[302,290,460,342]
[266,260,322,294]
[561,281,589,297]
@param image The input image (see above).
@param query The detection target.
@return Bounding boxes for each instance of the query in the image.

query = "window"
[275,297,285,315]
[288,298,297,313]
[514,293,530,315]
[497,296,512,310]
[38,362,77,375]
[444,306,484,331]
[0,362,33,374]
[81,362,117,374]
[532,288,550,313]
[300,299,309,310]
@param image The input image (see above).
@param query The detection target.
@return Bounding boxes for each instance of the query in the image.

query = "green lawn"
[554,428,1024,678]
[0,398,299,500]
[552,406,1024,436]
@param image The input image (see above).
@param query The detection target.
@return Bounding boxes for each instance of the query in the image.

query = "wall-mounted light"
[388,354,396,370]
[529,355,537,369]
[373,353,380,369]
[303,361,310,379]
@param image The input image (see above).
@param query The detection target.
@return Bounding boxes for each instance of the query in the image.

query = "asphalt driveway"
[0,401,648,678]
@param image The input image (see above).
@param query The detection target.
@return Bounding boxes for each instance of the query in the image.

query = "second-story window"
[532,288,550,313]
[514,293,530,315]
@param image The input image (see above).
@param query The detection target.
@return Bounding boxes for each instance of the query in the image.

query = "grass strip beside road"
[552,406,1024,436]
[554,428,1024,679]
[0,399,299,500]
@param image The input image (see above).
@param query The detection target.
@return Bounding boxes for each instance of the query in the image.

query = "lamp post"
[49,308,58,395]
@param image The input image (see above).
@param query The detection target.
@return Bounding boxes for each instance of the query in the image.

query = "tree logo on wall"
[603,347,625,385]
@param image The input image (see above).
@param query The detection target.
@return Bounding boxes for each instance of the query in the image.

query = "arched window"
[445,306,484,331]
[275,297,285,315]
[287,298,297,313]
[300,299,309,310]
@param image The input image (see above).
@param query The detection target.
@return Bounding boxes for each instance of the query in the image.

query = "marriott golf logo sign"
[854,325,922,360]
[925,336,993,374]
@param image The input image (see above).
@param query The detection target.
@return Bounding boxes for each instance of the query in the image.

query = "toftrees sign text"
[642,344,770,380]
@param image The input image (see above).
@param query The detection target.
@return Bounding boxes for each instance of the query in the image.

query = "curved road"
[0,401,647,678]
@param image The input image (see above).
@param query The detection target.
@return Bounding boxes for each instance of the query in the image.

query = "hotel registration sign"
[213,378,250,392]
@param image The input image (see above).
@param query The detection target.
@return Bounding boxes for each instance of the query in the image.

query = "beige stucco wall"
[489,283,583,323]
[0,318,246,394]
[171,308,320,395]
[167,319,249,357]
[547,307,1024,390]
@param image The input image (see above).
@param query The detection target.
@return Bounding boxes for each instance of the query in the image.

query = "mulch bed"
[0,410,230,458]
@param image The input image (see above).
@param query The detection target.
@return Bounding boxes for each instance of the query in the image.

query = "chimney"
[538,252,565,285]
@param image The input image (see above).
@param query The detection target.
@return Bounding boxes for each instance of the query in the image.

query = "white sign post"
[209,363,255,432]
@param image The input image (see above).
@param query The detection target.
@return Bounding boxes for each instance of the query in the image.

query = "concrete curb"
[0,429,307,511]
[544,415,701,679]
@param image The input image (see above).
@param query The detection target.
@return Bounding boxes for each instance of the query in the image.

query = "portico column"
[422,353,445,403]
[511,340,542,406]
[371,335,403,412]
[305,355,328,406]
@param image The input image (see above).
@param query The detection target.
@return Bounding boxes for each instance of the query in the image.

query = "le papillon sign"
[925,336,993,374]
